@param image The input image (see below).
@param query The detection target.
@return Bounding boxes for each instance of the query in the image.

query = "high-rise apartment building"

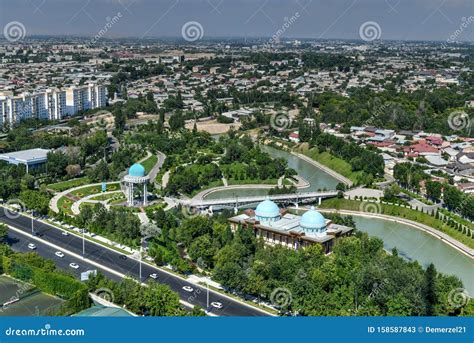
[0,84,107,128]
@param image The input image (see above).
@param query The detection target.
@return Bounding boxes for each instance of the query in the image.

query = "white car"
[69,263,79,269]
[149,273,158,279]
[182,286,194,292]
[61,231,69,236]
[55,251,65,258]
[211,302,223,309]
[27,243,37,250]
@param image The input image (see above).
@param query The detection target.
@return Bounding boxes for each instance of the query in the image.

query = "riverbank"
[192,175,310,201]
[291,151,354,187]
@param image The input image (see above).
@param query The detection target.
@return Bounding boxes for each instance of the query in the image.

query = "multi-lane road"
[0,207,270,317]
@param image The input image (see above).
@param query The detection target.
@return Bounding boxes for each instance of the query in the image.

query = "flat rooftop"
[0,148,51,164]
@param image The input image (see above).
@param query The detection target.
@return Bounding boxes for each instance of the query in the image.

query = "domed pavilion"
[122,163,150,206]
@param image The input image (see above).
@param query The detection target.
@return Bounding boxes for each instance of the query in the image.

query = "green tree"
[424,263,438,316]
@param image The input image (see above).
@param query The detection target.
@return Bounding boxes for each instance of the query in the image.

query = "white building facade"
[0,84,107,128]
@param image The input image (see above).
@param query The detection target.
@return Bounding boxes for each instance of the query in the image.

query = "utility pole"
[139,240,142,282]
[31,211,34,236]
[206,280,209,309]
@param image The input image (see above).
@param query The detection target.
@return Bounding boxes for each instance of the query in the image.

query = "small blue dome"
[255,198,280,219]
[300,206,326,230]
[129,163,146,177]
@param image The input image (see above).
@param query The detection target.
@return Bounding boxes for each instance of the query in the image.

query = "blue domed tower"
[300,206,327,236]
[128,163,146,177]
[255,197,280,223]
[123,162,149,206]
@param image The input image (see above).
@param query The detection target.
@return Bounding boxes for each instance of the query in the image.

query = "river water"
[205,143,474,292]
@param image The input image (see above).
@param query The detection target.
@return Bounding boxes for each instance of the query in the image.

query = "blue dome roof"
[255,198,280,219]
[129,163,146,177]
[300,206,326,229]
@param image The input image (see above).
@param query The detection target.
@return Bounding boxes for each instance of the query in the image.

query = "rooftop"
[0,148,51,164]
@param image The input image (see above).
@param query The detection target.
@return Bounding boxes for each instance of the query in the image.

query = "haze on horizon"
[0,0,473,42]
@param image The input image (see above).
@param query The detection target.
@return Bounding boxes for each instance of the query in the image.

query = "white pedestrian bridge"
[179,191,339,210]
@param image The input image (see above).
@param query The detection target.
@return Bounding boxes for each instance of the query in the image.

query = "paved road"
[148,151,166,183]
[0,208,270,317]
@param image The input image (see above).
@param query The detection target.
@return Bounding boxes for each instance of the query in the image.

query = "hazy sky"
[0,0,473,42]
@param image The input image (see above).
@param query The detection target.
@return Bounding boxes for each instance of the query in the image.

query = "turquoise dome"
[300,206,326,230]
[129,163,146,177]
[255,198,280,220]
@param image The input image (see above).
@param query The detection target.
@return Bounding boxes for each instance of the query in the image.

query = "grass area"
[57,196,74,215]
[47,177,90,192]
[320,198,474,249]
[89,192,123,202]
[296,146,363,184]
[70,182,120,198]
[141,155,158,174]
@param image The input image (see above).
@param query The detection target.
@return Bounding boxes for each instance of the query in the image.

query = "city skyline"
[0,0,473,42]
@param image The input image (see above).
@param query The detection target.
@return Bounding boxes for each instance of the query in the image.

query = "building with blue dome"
[228,199,353,253]
[255,197,281,222]
[128,163,146,177]
[300,206,327,235]
[122,163,150,206]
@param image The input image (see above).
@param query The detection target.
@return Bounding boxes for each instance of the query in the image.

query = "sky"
[0,0,473,42]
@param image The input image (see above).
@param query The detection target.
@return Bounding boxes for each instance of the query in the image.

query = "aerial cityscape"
[0,0,472,342]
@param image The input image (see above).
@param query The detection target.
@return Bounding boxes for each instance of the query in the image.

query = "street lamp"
[30,210,34,236]
[139,222,161,283]
[206,280,209,310]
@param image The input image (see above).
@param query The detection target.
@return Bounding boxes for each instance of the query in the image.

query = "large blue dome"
[255,198,280,219]
[129,163,146,177]
[300,206,326,230]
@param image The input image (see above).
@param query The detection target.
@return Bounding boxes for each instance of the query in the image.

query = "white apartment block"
[65,84,108,115]
[0,84,107,128]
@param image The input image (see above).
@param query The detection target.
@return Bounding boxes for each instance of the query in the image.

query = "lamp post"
[30,210,34,236]
[206,280,209,310]
[139,222,161,283]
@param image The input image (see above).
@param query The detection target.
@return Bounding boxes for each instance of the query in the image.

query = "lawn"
[140,155,158,174]
[297,147,364,184]
[70,182,120,198]
[320,198,474,249]
[47,177,90,192]
[89,192,123,202]
[57,196,74,215]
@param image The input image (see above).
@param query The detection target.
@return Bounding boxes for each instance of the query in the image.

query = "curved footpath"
[314,208,474,259]
[71,190,123,215]
[192,175,310,201]
[291,152,354,187]
[50,182,119,213]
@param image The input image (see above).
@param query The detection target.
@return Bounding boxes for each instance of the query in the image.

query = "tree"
[168,112,185,131]
[443,184,463,211]
[188,234,216,268]
[425,181,442,202]
[189,305,206,316]
[0,224,7,242]
[424,263,438,316]
[46,151,69,178]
